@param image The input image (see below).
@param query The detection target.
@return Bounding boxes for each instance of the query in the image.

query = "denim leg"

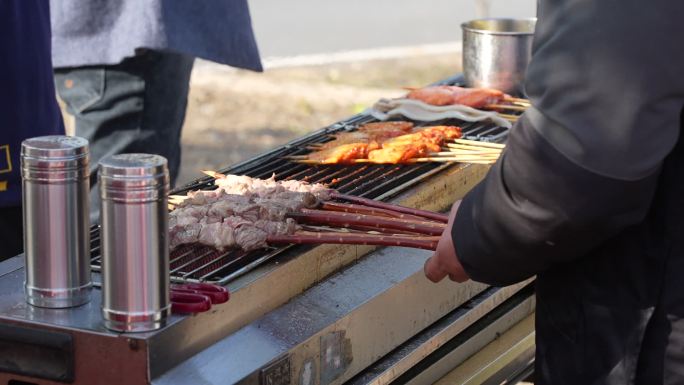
[0,206,23,261]
[55,50,194,223]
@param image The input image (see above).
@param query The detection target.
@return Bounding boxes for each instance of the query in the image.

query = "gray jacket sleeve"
[452,0,683,286]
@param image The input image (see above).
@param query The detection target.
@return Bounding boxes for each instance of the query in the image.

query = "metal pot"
[462,18,536,96]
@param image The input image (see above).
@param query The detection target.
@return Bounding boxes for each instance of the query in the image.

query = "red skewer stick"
[330,193,449,223]
[320,201,434,222]
[267,232,439,250]
[290,209,445,236]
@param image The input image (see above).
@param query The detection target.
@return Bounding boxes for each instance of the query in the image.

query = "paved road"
[249,0,536,58]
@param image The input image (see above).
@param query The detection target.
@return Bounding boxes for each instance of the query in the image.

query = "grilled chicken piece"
[357,121,414,139]
[380,126,462,154]
[307,142,380,164]
[382,134,442,153]
[406,86,507,108]
[423,125,462,140]
[318,121,413,150]
[368,143,430,163]
[304,125,461,164]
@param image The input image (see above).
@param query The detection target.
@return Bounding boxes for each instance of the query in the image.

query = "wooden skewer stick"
[428,150,501,158]
[446,143,501,150]
[429,151,500,158]
[446,143,502,151]
[202,170,225,179]
[497,113,520,121]
[295,159,371,165]
[168,196,183,202]
[411,156,498,162]
[410,158,496,164]
[502,96,530,105]
[484,103,528,112]
[284,155,309,160]
[437,148,502,155]
[453,139,506,149]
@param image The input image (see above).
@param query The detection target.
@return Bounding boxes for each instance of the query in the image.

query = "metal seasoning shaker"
[99,154,170,332]
[21,135,91,308]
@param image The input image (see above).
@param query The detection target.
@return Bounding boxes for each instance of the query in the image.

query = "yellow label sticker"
[0,181,7,191]
[0,145,11,174]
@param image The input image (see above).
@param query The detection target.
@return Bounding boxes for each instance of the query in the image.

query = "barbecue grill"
[0,75,535,385]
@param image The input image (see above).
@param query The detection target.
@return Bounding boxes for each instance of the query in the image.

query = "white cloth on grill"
[367,98,512,129]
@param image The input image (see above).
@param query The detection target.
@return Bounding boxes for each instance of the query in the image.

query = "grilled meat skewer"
[405,85,510,108]
[299,125,462,164]
[170,174,449,251]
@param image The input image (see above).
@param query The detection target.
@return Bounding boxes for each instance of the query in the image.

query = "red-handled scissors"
[170,283,230,314]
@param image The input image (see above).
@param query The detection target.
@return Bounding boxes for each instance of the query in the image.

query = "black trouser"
[54,50,194,224]
[0,206,22,261]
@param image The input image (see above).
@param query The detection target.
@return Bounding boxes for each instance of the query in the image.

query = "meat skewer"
[184,173,451,225]
[405,85,504,108]
[168,173,452,252]
[485,103,528,112]
[293,125,464,165]
[301,121,416,163]
[266,232,439,251]
[403,85,530,108]
[169,188,446,250]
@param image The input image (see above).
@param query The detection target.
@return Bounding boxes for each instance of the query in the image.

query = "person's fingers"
[424,256,448,283]
[425,200,470,284]
[447,201,461,223]
[448,270,469,283]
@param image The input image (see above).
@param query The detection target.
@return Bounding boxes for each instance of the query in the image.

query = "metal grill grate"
[89,76,515,284]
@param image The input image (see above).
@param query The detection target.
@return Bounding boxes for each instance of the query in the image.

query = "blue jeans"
[55,50,194,223]
[0,206,23,261]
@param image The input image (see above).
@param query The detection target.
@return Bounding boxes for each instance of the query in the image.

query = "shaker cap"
[21,136,89,180]
[99,154,169,202]
[99,153,168,180]
[21,135,89,161]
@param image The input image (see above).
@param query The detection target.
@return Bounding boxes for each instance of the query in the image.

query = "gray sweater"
[50,0,262,71]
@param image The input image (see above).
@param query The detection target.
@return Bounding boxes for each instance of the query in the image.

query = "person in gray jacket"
[50,0,262,223]
[425,0,684,383]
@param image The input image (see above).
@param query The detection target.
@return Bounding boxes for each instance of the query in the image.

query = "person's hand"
[424,200,469,283]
